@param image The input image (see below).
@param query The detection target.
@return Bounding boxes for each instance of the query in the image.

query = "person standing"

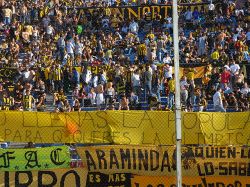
[2,6,12,25]
[168,75,175,110]
[213,87,226,112]
[143,66,152,99]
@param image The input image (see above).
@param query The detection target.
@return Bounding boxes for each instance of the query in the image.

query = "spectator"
[213,87,226,112]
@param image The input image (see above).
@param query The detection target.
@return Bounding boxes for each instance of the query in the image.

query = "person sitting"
[118,95,129,110]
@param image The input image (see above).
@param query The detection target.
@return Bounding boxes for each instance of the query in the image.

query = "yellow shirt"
[187,71,195,81]
[211,51,219,60]
[44,67,50,80]
[168,79,175,92]
[137,44,147,56]
[25,25,33,35]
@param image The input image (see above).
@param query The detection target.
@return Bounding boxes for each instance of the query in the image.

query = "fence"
[0,111,250,186]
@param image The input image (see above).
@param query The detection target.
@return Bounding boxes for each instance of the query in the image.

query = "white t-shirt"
[230,64,240,75]
[208,3,215,11]
[163,56,172,64]
[66,42,74,54]
[46,26,53,35]
[132,74,140,87]
[129,22,139,33]
[163,66,173,79]
[75,42,84,55]
[241,87,250,95]
[213,91,222,106]
[180,80,188,93]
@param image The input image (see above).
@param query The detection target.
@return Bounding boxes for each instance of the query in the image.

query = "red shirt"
[221,71,230,83]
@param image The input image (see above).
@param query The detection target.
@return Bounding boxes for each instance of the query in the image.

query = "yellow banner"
[0,168,87,187]
[131,176,250,187]
[0,111,250,145]
[73,4,208,20]
[78,145,250,176]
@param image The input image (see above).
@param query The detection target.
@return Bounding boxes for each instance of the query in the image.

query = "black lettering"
[219,147,226,158]
[85,150,96,170]
[110,149,119,169]
[15,171,33,187]
[138,149,149,171]
[219,162,228,175]
[239,162,247,176]
[197,164,205,176]
[150,150,159,171]
[60,170,80,187]
[0,151,15,168]
[96,149,107,169]
[38,171,57,186]
[4,171,9,187]
[206,147,214,158]
[229,162,237,175]
[50,148,66,166]
[161,151,171,172]
[240,147,249,158]
[120,149,131,169]
[204,162,214,176]
[227,147,236,158]
[25,151,41,169]
[132,149,136,170]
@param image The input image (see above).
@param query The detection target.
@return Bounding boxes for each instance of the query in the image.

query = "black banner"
[86,172,132,187]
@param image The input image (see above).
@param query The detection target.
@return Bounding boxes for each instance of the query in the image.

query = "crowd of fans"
[0,0,249,113]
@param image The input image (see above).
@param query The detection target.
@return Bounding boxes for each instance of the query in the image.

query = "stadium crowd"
[0,0,249,113]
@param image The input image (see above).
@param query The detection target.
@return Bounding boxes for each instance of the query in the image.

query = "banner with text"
[72,4,208,20]
[85,172,250,187]
[0,168,88,187]
[0,146,71,171]
[0,111,250,145]
[78,145,250,176]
